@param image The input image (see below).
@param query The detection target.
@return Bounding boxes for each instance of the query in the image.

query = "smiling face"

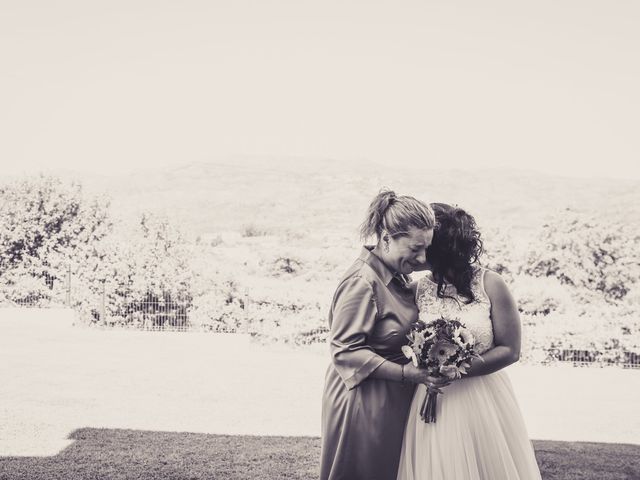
[385,226,434,275]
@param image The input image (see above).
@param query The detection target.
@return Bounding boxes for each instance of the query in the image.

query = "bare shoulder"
[482,269,517,310]
[482,269,511,299]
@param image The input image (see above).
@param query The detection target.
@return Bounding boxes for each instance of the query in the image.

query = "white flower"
[457,361,472,375]
[423,328,437,342]
[402,345,419,367]
[453,327,475,348]
[407,330,426,351]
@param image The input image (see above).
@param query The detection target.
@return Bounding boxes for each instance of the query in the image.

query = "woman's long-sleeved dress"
[320,246,418,480]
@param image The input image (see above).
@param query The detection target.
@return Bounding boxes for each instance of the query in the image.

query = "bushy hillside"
[3,158,640,365]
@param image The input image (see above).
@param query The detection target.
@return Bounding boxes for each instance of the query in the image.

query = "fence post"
[243,292,249,334]
[101,280,106,323]
[66,265,71,307]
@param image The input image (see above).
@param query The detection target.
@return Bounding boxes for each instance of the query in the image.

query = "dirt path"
[1,308,638,457]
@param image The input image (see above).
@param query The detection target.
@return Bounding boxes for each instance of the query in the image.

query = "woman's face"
[386,226,434,275]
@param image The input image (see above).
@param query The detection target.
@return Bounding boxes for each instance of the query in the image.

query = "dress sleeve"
[329,275,386,390]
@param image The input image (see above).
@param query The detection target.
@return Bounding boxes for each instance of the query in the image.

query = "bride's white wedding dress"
[397,268,542,480]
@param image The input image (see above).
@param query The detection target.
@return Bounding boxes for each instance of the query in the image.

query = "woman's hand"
[404,363,452,389]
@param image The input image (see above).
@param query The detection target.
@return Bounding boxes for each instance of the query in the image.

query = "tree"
[524,211,639,304]
[0,175,112,305]
[93,213,194,328]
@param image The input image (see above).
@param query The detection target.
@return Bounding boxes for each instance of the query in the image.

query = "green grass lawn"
[1,429,638,480]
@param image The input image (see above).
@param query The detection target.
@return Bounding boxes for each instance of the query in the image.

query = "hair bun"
[382,189,396,202]
[359,190,435,241]
[378,189,397,214]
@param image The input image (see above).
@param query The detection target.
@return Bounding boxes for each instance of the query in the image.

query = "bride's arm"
[465,270,521,377]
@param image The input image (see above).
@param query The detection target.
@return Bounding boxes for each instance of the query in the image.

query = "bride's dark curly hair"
[427,203,484,304]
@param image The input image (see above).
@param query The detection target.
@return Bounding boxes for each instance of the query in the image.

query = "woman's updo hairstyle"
[427,203,484,303]
[360,189,435,241]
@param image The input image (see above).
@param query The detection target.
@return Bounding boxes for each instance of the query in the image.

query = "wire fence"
[84,323,237,333]
[545,348,640,370]
[0,269,71,308]
[0,269,247,333]
[1,268,639,369]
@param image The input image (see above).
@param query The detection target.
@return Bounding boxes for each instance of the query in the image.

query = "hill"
[65,156,640,239]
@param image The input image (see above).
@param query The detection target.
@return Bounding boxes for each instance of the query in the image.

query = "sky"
[1,0,639,179]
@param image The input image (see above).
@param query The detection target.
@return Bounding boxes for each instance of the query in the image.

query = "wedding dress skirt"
[397,369,542,480]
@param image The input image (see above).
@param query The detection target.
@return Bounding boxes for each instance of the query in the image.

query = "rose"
[439,364,461,379]
[439,365,462,380]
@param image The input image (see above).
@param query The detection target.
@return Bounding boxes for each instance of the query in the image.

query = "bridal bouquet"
[401,316,480,423]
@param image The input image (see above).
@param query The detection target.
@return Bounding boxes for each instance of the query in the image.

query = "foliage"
[241,224,268,237]
[84,213,194,328]
[2,171,639,367]
[189,277,246,332]
[270,256,304,276]
[524,211,639,303]
[0,175,194,328]
[0,175,112,305]
[511,275,574,316]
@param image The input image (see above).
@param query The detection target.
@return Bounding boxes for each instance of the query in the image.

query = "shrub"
[511,275,574,316]
[271,256,304,276]
[241,224,268,237]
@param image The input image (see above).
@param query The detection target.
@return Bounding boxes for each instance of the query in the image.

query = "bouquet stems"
[420,387,440,423]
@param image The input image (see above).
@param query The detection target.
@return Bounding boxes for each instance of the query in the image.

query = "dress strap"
[474,267,490,304]
[415,276,426,304]
[415,276,435,308]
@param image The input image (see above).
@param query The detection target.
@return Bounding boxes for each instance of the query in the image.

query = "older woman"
[320,190,444,480]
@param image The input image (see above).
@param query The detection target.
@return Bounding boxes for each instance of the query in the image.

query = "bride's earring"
[383,238,390,253]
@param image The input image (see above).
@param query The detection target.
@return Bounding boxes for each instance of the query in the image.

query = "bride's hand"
[424,375,452,394]
[404,364,452,389]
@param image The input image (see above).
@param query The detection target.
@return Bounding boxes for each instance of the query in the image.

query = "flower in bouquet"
[407,322,435,350]
[427,340,458,364]
[402,320,437,366]
[452,326,474,348]
[401,345,420,367]
[438,364,460,380]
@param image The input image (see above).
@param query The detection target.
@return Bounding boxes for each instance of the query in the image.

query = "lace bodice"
[415,268,495,354]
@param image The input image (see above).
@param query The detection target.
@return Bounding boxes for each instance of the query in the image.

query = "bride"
[397,203,542,480]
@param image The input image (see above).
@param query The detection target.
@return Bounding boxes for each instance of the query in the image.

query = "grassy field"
[0,429,639,480]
